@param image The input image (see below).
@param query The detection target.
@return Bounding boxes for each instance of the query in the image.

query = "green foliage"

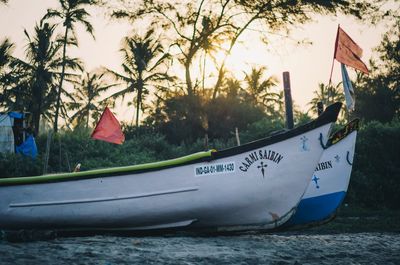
[0,153,41,178]
[68,72,117,128]
[308,83,345,117]
[5,19,63,135]
[157,95,206,144]
[44,0,97,132]
[294,111,313,126]
[242,66,279,109]
[148,94,268,144]
[0,38,14,70]
[239,117,285,143]
[354,77,398,123]
[353,20,399,123]
[346,120,400,210]
[38,129,175,173]
[104,28,173,128]
[205,97,266,140]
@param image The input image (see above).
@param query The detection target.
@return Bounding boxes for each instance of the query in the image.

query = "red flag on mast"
[334,26,369,74]
[91,107,125,144]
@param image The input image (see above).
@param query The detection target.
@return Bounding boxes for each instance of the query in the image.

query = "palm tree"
[68,71,117,128]
[223,77,242,99]
[9,20,62,135]
[106,29,173,127]
[8,18,82,135]
[0,38,17,111]
[308,82,345,115]
[243,66,279,115]
[198,15,225,96]
[0,39,37,113]
[44,0,96,133]
[273,90,286,121]
[0,38,14,70]
[0,72,30,113]
[0,38,14,98]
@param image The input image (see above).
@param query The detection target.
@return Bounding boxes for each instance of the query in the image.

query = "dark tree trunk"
[53,26,69,133]
[136,75,143,128]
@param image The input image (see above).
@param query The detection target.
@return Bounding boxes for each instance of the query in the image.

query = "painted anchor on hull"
[300,136,309,151]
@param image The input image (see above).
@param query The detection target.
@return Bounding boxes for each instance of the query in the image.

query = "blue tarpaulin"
[8,112,24,119]
[16,135,38,159]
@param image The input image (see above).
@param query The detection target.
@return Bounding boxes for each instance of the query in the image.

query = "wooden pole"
[65,151,71,172]
[43,131,52,174]
[58,136,62,172]
[235,127,241,146]
[282,72,294,129]
[329,24,340,86]
[204,133,209,150]
[317,101,324,116]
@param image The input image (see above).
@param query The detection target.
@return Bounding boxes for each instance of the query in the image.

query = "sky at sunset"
[0,0,392,122]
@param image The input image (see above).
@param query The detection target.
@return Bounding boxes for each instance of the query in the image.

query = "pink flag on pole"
[91,107,125,145]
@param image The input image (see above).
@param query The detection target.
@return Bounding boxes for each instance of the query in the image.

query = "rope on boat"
[346,151,353,165]
[319,133,328,149]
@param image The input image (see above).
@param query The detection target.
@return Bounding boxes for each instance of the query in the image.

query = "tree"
[0,69,29,113]
[222,77,242,99]
[44,0,97,133]
[110,0,382,99]
[68,71,117,128]
[353,19,399,122]
[0,39,35,113]
[243,66,279,115]
[0,38,26,111]
[273,90,286,122]
[5,17,82,135]
[156,95,205,143]
[308,82,345,117]
[0,38,16,110]
[0,38,14,70]
[198,14,226,95]
[106,29,173,127]
[205,95,266,140]
[9,20,63,135]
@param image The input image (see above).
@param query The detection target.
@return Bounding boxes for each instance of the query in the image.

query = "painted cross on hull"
[312,175,320,189]
[257,162,268,178]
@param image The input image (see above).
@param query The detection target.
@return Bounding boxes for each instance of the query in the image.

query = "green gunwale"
[0,150,215,186]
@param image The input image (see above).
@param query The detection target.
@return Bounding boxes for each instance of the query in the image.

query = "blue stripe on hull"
[285,191,346,226]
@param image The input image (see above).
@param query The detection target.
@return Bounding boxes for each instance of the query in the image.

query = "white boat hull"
[285,120,358,226]
[0,104,342,231]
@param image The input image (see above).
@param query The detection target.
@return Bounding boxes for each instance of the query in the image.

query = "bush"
[0,153,42,178]
[346,120,400,210]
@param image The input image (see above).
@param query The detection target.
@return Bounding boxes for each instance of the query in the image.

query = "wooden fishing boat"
[0,103,341,232]
[284,119,359,227]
